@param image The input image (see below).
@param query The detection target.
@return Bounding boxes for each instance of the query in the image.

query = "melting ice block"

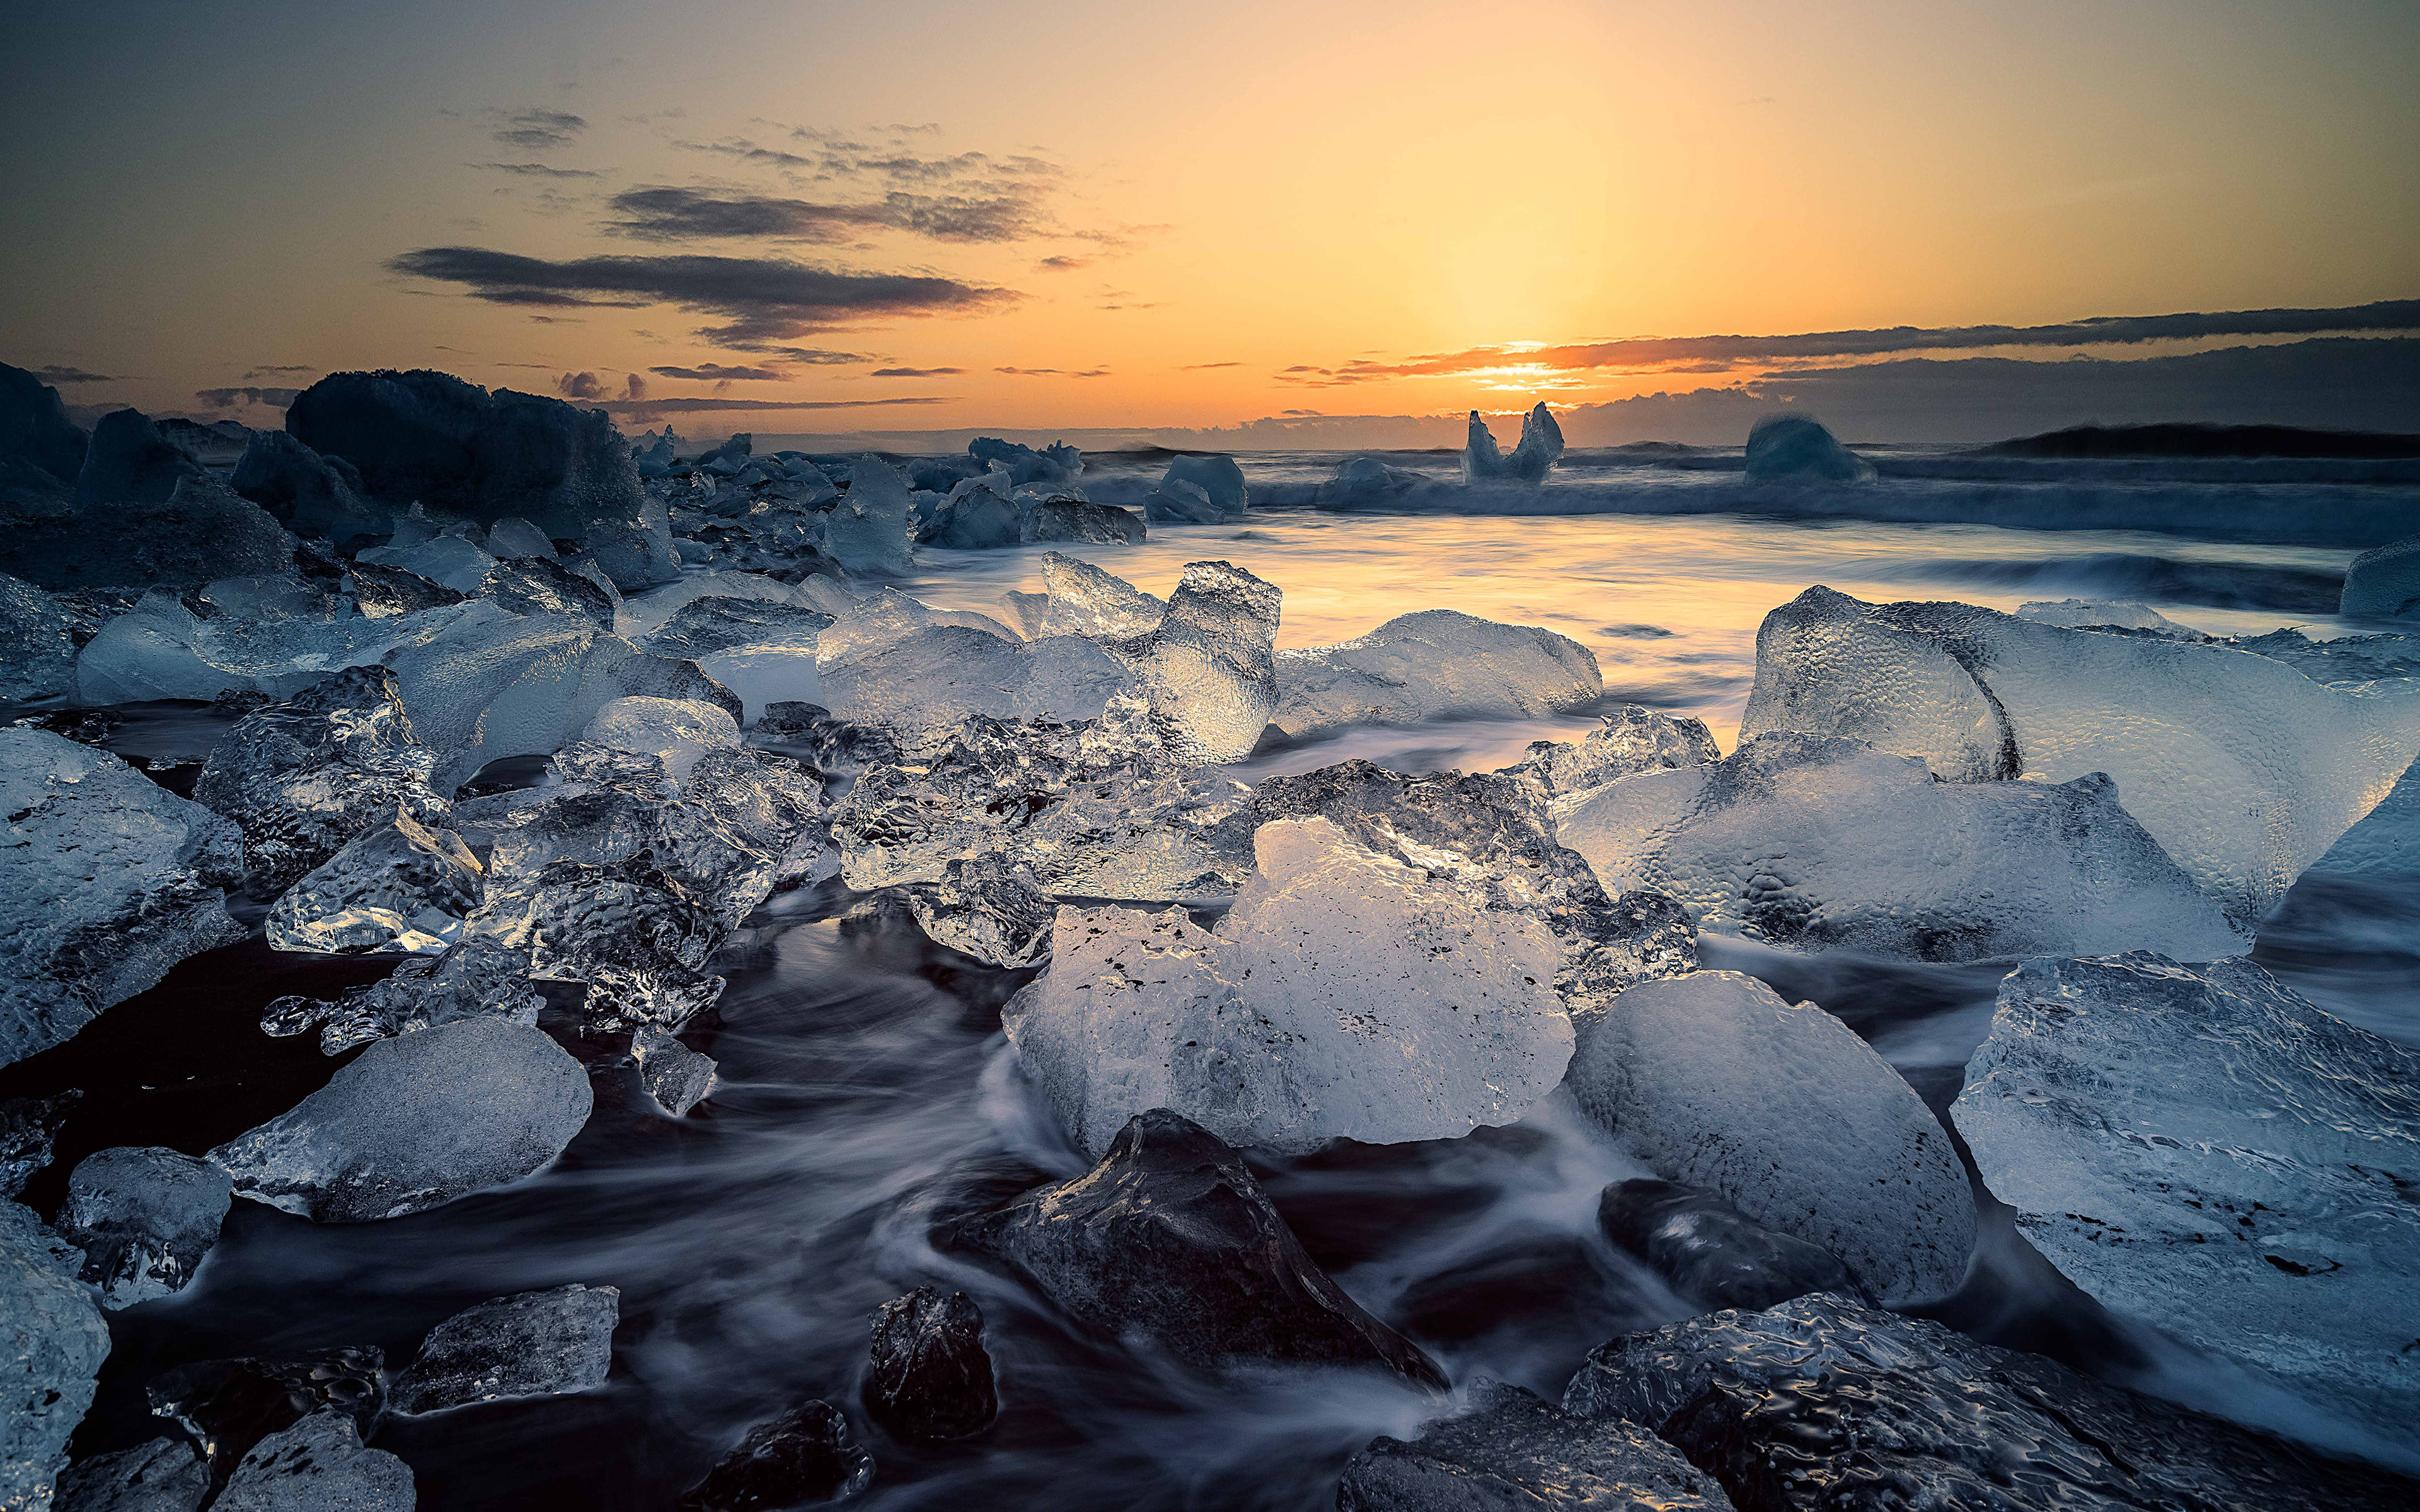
[389,1284,619,1416]
[821,456,915,575]
[1738,587,2420,921]
[1,728,243,1068]
[2015,597,2197,636]
[1272,609,1603,742]
[209,1017,591,1222]
[1,1202,111,1511]
[1007,816,1572,1157]
[579,696,741,782]
[263,808,483,956]
[1140,478,1224,524]
[1567,970,1974,1303]
[1952,953,2420,1448]
[1340,1379,1735,1512]
[1161,454,1247,517]
[2341,532,2420,620]
[819,623,1135,752]
[1743,413,1874,482]
[355,534,497,593]
[1461,403,1565,484]
[74,588,477,705]
[1511,703,1720,798]
[59,1145,234,1308]
[1037,551,1165,639]
[0,572,84,700]
[1554,732,2244,962]
[1114,560,1282,764]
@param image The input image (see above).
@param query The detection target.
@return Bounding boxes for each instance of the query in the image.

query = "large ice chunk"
[355,535,497,593]
[2,729,243,1068]
[1567,970,1975,1303]
[1272,610,1603,743]
[1511,704,1720,798]
[59,1145,234,1309]
[212,1412,413,1512]
[262,808,483,956]
[1113,560,1281,763]
[819,626,1136,752]
[1006,816,1572,1157]
[1037,552,1164,639]
[2341,532,2420,619]
[473,556,618,627]
[578,696,740,782]
[0,573,81,701]
[4,474,294,595]
[1737,586,2420,920]
[388,1284,618,1416]
[1,1202,111,1511]
[1314,455,1423,510]
[208,1018,592,1222]
[918,468,1023,548]
[1461,403,1565,484]
[1555,732,2245,961]
[820,456,915,575]
[0,359,90,487]
[1743,413,1874,482]
[72,408,207,506]
[233,432,384,544]
[1340,1378,1736,1512]
[1138,478,1224,524]
[74,589,476,706]
[1161,454,1248,517]
[967,435,1081,485]
[1952,953,2420,1447]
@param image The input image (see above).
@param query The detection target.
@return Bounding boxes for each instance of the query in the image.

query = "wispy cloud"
[240,364,314,379]
[870,365,964,377]
[32,365,124,383]
[605,185,1049,245]
[996,365,1110,378]
[604,394,956,414]
[1179,361,1243,370]
[486,108,587,151]
[472,161,602,179]
[650,363,788,382]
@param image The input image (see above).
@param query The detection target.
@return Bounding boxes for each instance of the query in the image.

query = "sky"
[6,0,2419,443]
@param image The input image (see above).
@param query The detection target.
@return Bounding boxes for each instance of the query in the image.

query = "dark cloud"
[386,246,1017,343]
[650,364,786,381]
[1180,361,1243,370]
[556,370,606,399]
[1098,301,1164,311]
[31,365,124,383]
[870,366,964,377]
[605,185,1046,245]
[472,161,602,178]
[240,364,314,379]
[1036,255,1090,272]
[624,373,648,401]
[490,108,587,151]
[195,386,301,410]
[526,314,584,324]
[996,365,1110,378]
[730,346,875,365]
[602,396,955,414]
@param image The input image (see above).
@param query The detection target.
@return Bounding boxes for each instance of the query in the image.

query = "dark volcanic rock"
[1598,1179,1865,1312]
[146,1346,384,1481]
[1562,1293,2419,1512]
[1340,1378,1736,1512]
[863,1287,996,1441]
[677,1399,873,1509]
[0,361,89,487]
[934,1109,1447,1388]
[72,409,207,507]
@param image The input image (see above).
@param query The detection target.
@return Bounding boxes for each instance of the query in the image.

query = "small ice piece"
[388,1283,619,1416]
[1139,478,1224,524]
[355,534,497,593]
[899,853,1057,966]
[1008,816,1572,1157]
[1037,552,1165,639]
[265,935,543,1055]
[1555,731,2244,962]
[863,1288,996,1442]
[1512,704,1720,797]
[819,625,1137,752]
[2341,532,2420,619]
[1161,454,1247,517]
[1272,609,1604,742]
[1339,1378,1736,1512]
[263,808,483,956]
[2015,597,2198,636]
[1737,586,2420,921]
[193,665,448,898]
[0,572,81,701]
[59,1146,234,1309]
[211,1412,413,1512]
[1,1201,111,1511]
[579,696,742,783]
[1112,560,1281,763]
[54,1435,212,1512]
[821,456,915,575]
[676,1399,872,1511]
[474,556,618,627]
[1565,970,1974,1305]
[485,516,556,560]
[2,729,243,1069]
[1742,413,1874,481]
[632,1026,717,1116]
[208,1018,592,1222]
[1598,1177,1865,1314]
[1314,455,1424,510]
[1952,953,2420,1448]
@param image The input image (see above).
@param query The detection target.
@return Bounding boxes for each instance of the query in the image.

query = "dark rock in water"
[1024,498,1144,544]
[347,559,465,617]
[285,369,649,541]
[1340,1378,1736,1512]
[1561,1293,2420,1512]
[1598,1179,1865,1312]
[212,1410,413,1511]
[934,1109,1448,1388]
[476,554,618,627]
[862,1287,996,1441]
[388,1283,619,1416]
[72,410,209,507]
[677,1399,873,1509]
[58,1145,234,1308]
[229,429,387,543]
[1,1091,80,1198]
[55,1434,213,1511]
[1,476,294,592]
[146,1346,384,1480]
[0,360,89,488]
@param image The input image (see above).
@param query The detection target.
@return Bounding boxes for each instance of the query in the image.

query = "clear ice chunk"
[211,1411,413,1512]
[1743,413,1874,481]
[1567,970,1976,1304]
[262,935,544,1055]
[263,808,483,956]
[355,534,497,593]
[2340,531,2420,619]
[1037,552,1165,639]
[59,1145,234,1309]
[1737,586,2420,920]
[1160,454,1247,517]
[73,588,475,705]
[1511,703,1720,798]
[1139,478,1224,524]
[819,456,915,575]
[473,556,618,627]
[819,623,1136,753]
[207,1017,592,1222]
[485,515,556,559]
[2,728,243,1068]
[1461,403,1564,484]
[616,570,819,639]
[1,1201,110,1510]
[1007,816,1572,1157]
[1313,455,1423,510]
[1952,953,2420,1448]
[1553,731,2246,962]
[632,1026,717,1116]
[2015,597,2198,636]
[579,696,742,783]
[388,1284,619,1416]
[1271,609,1603,743]
[1111,560,1281,764]
[899,853,1057,967]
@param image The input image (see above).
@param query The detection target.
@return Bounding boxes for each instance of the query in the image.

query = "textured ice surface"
[59,1146,234,1309]
[0,573,82,700]
[2341,532,2420,619]
[1340,1378,1735,1512]
[1037,552,1165,639]
[485,515,555,559]
[467,854,727,1031]
[1140,478,1224,524]
[1512,703,1720,798]
[1598,1177,1865,1313]
[2,728,243,1068]
[1315,455,1424,510]
[1161,454,1248,516]
[1738,586,2420,920]
[675,1399,873,1511]
[617,570,818,639]
[2016,597,2197,636]
[347,561,461,619]
[633,1026,718,1116]
[193,666,448,897]
[1113,561,1282,762]
[229,429,387,544]
[209,1018,591,1222]
[262,936,543,1055]
[1557,731,2245,962]
[1008,816,1571,1157]
[54,1435,212,1512]
[639,597,833,661]
[1953,953,2420,1447]
[863,1287,997,1442]
[2,1094,78,1200]
[474,556,618,627]
[1743,413,1874,482]
[1460,403,1565,486]
[899,853,1057,967]
[389,1284,619,1416]
[4,474,294,595]
[579,696,740,782]
[1,1201,111,1512]
[821,455,915,575]
[819,623,1136,752]
[263,808,483,956]
[1566,970,1974,1303]
[356,534,497,593]
[1023,496,1146,545]
[73,588,475,705]
[1272,609,1603,742]
[212,1412,413,1512]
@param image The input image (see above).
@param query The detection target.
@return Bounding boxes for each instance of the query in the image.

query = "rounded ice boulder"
[1743,413,1876,483]
[2340,532,2420,620]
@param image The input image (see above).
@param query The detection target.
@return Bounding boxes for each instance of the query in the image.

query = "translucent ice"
[1314,455,1422,510]
[474,556,618,627]
[579,696,741,782]
[1008,816,1572,1157]
[59,1145,234,1308]
[263,935,544,1055]
[1742,413,1874,482]
[1,1201,110,1511]
[2016,597,2197,636]
[640,597,833,662]
[821,456,915,575]
[212,1412,413,1512]
[1037,552,1164,639]
[1738,586,2420,920]
[919,469,1023,548]
[1114,560,1282,763]
[1461,403,1564,484]
[355,534,497,593]
[969,435,1081,486]
[0,572,81,700]
[632,1026,717,1116]
[485,515,556,560]
[1161,454,1248,517]
[618,570,821,639]
[819,624,1136,752]
[2,728,243,1068]
[72,588,475,706]
[263,808,483,956]
[1553,732,2245,962]
[2341,532,2420,619]
[1952,953,2420,1448]
[1511,703,1720,798]
[1271,610,1603,742]
[208,1017,592,1222]
[1141,478,1223,524]
[388,1284,619,1416]
[466,856,727,1030]
[1567,970,1974,1303]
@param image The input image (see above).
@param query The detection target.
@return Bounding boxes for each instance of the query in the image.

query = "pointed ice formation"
[1461,403,1565,484]
[1107,560,1282,763]
[819,456,916,575]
